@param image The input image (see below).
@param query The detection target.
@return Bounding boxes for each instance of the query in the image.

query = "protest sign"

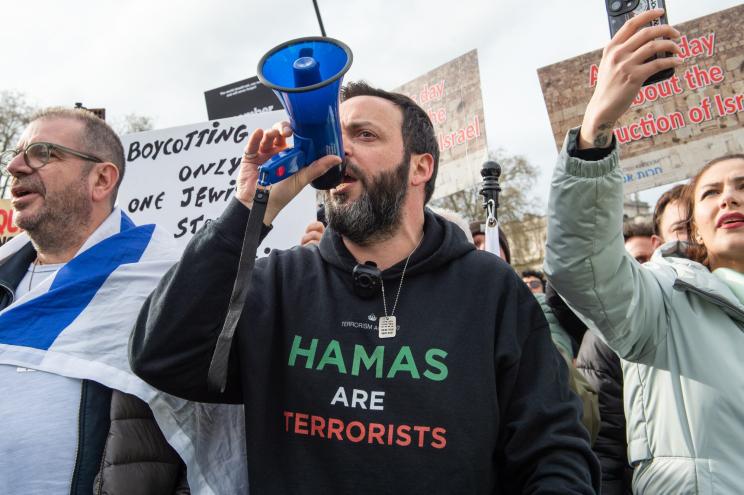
[394,50,489,200]
[204,76,283,120]
[0,199,21,247]
[538,4,744,194]
[118,111,316,254]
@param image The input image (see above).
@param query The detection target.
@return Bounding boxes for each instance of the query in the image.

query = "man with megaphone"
[131,79,599,493]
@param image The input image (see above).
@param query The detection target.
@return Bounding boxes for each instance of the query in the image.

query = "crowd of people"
[1,8,743,495]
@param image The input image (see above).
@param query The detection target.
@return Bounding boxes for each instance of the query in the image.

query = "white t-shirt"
[0,261,83,494]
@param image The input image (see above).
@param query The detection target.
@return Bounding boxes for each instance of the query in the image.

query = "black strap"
[207,188,270,393]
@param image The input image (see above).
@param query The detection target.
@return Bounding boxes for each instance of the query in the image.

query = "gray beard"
[15,171,93,255]
[324,155,409,246]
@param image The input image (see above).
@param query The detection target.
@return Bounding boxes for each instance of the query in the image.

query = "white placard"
[118,111,317,255]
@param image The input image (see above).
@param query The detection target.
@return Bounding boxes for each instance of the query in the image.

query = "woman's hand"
[579,9,683,150]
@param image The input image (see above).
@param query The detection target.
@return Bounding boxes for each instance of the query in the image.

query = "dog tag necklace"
[379,236,422,338]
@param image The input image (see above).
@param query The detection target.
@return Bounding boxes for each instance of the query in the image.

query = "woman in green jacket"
[545,9,744,494]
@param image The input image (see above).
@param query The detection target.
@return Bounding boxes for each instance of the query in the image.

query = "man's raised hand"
[236,121,342,224]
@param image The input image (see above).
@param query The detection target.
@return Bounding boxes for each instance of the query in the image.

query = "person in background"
[470,220,487,250]
[622,221,654,264]
[469,220,511,263]
[300,220,326,246]
[546,9,744,492]
[651,184,688,249]
[521,269,545,294]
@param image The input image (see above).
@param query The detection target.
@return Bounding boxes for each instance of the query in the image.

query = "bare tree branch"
[430,149,544,269]
[431,148,541,224]
[0,91,36,197]
[0,91,35,151]
[114,113,155,135]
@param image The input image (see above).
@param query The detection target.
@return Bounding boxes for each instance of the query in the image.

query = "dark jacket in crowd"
[0,242,188,495]
[545,282,587,357]
[94,390,190,495]
[576,332,632,495]
[131,201,600,495]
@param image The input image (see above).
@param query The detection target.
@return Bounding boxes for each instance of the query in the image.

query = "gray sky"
[3,0,741,209]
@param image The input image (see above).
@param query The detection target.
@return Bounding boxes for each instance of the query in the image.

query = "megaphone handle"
[257,148,305,186]
[257,134,315,186]
[207,187,270,392]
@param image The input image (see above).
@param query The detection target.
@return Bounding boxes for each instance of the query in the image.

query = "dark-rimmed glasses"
[0,142,104,176]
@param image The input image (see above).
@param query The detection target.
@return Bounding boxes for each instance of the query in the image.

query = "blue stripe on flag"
[120,211,136,231]
[0,224,155,350]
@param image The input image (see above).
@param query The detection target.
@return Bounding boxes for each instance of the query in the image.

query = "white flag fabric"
[485,220,501,259]
[0,208,248,494]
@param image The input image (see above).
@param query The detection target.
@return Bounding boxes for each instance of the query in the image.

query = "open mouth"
[332,171,358,193]
[341,170,358,184]
[10,185,39,202]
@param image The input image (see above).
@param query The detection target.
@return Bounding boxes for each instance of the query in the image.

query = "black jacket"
[576,332,632,495]
[544,282,587,357]
[94,391,189,495]
[131,200,600,494]
[0,241,187,495]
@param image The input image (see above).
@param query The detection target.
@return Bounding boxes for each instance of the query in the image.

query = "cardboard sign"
[394,50,489,200]
[0,199,22,247]
[118,111,316,255]
[538,5,744,194]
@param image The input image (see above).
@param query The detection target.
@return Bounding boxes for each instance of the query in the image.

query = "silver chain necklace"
[28,259,39,291]
[378,235,423,338]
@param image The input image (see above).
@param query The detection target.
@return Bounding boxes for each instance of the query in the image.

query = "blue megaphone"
[256,36,352,189]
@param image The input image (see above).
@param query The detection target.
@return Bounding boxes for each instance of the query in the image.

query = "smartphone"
[605,0,674,86]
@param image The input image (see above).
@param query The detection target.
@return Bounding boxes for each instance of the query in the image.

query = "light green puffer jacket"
[544,127,744,494]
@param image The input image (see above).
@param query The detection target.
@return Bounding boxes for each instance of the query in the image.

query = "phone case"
[605,0,674,85]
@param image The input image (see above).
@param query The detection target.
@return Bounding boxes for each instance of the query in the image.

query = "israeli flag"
[0,208,248,494]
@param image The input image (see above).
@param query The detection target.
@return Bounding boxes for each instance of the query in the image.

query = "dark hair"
[341,81,439,204]
[469,220,484,236]
[521,269,545,290]
[521,269,545,281]
[32,107,125,207]
[683,153,744,266]
[623,221,654,241]
[652,184,686,236]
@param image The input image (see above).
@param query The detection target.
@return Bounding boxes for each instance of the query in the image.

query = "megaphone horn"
[257,36,353,189]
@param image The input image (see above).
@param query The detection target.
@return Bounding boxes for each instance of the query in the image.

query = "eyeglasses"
[525,280,543,290]
[0,142,103,176]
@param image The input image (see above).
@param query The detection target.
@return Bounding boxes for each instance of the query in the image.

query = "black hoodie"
[130,199,599,494]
